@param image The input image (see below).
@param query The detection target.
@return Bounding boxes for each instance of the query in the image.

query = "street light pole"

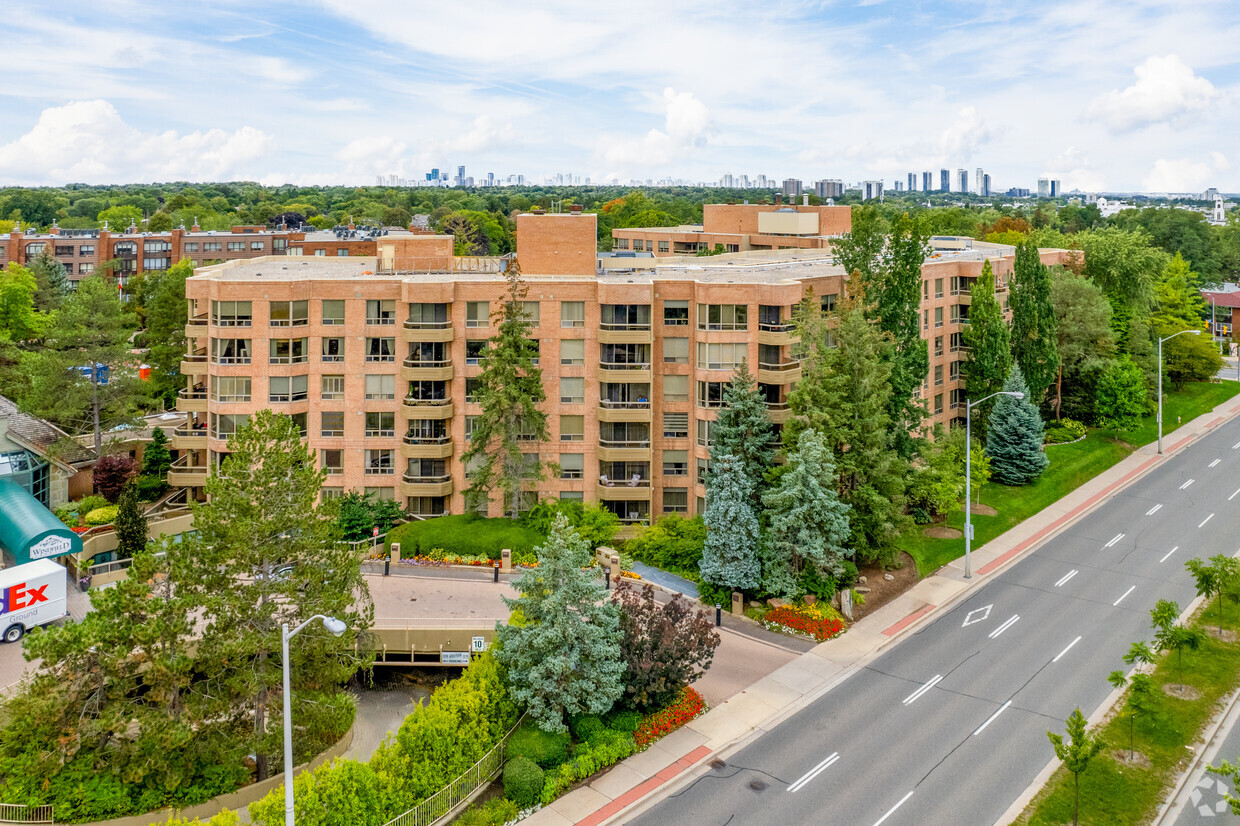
[1157,329,1201,455]
[964,389,1025,578]
[282,614,347,826]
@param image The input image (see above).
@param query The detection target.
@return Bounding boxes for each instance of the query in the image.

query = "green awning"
[0,478,82,566]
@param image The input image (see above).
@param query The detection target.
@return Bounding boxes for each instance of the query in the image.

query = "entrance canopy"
[0,478,82,566]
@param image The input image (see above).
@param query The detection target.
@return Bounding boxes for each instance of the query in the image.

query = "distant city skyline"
[0,3,1236,191]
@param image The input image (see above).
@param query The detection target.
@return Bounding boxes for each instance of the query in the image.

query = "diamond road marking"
[962,605,992,627]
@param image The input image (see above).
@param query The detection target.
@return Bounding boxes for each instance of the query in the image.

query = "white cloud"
[596,87,716,174]
[0,100,272,184]
[937,106,999,158]
[1142,152,1230,192]
[452,116,516,154]
[1087,54,1219,131]
[335,135,414,178]
[1042,146,1107,192]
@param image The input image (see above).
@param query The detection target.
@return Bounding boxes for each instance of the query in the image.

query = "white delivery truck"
[1,559,68,643]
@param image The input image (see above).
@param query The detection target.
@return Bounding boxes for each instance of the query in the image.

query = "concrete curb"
[1156,685,1240,825]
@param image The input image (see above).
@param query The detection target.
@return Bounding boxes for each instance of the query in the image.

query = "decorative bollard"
[493,561,500,583]
[715,604,722,627]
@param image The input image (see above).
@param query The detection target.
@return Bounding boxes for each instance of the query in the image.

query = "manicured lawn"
[1018,596,1240,825]
[899,381,1240,577]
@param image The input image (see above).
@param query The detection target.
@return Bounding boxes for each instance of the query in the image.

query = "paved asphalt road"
[631,417,1240,826]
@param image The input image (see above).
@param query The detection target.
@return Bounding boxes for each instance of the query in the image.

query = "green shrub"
[503,756,544,808]
[248,758,382,826]
[1044,418,1087,444]
[132,474,168,502]
[604,709,642,733]
[386,514,545,560]
[84,505,118,526]
[522,500,619,549]
[623,515,705,579]
[507,719,570,769]
[53,502,78,526]
[457,797,520,826]
[77,494,109,514]
[540,734,637,805]
[569,714,605,741]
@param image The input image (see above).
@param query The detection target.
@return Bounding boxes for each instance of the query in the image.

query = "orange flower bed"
[762,605,845,642]
[634,686,706,748]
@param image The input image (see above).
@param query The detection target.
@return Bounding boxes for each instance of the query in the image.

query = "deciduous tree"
[1151,598,1205,693]
[1050,268,1116,421]
[1047,708,1105,826]
[614,581,720,712]
[1094,356,1148,431]
[0,263,43,341]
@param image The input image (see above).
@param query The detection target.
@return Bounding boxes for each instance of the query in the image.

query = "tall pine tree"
[113,482,148,558]
[961,259,1012,430]
[986,366,1049,485]
[27,245,68,312]
[495,514,623,732]
[1010,241,1059,406]
[710,359,773,505]
[760,429,852,598]
[461,259,549,518]
[699,452,761,591]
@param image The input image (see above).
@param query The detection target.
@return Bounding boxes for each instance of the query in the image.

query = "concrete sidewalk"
[524,392,1240,826]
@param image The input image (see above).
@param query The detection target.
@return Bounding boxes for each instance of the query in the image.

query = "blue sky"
[0,1,1237,192]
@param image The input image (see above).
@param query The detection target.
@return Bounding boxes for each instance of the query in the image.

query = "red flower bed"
[634,686,706,748]
[763,605,845,642]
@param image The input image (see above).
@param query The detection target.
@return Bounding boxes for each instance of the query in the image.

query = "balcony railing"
[764,401,790,410]
[404,434,451,446]
[178,388,207,400]
[187,314,208,327]
[599,438,651,449]
[599,399,651,409]
[758,360,800,371]
[174,425,208,437]
[403,473,452,484]
[213,356,251,365]
[403,396,451,406]
[600,322,651,331]
[183,352,208,363]
[404,319,452,330]
[599,362,651,371]
[597,476,650,488]
[404,357,451,368]
[367,316,397,326]
[758,322,794,333]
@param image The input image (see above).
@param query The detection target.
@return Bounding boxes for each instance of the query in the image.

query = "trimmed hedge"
[569,714,604,742]
[84,506,119,526]
[540,733,637,805]
[385,515,545,560]
[507,720,570,769]
[603,709,642,734]
[503,756,544,808]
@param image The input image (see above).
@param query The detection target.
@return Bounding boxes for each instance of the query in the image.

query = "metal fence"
[0,803,54,824]
[382,716,523,826]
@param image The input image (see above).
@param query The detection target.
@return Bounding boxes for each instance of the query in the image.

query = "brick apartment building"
[0,221,425,286]
[611,200,852,256]
[171,206,1072,525]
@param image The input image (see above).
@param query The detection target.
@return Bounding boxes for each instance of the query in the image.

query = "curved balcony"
[402,321,455,343]
[597,399,652,423]
[175,388,207,412]
[598,325,654,346]
[179,353,208,376]
[167,455,208,487]
[401,474,454,497]
[757,361,803,385]
[401,357,454,382]
[595,479,652,500]
[597,440,652,463]
[598,362,652,383]
[402,398,454,419]
[758,323,799,347]
[171,426,208,450]
[401,435,454,459]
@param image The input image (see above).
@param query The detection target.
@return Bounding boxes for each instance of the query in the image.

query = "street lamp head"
[321,616,347,636]
[1189,329,1202,335]
[1010,392,1025,400]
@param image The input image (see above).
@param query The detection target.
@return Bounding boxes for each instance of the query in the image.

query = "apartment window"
[406,458,448,481]
[560,453,584,480]
[407,495,446,516]
[211,376,251,402]
[77,242,94,255]
[464,416,479,441]
[227,241,245,252]
[407,380,447,403]
[697,304,748,331]
[211,300,252,326]
[663,488,689,514]
[822,293,838,313]
[696,381,726,408]
[663,338,689,364]
[365,412,395,437]
[321,375,345,400]
[269,375,308,402]
[663,412,689,438]
[697,457,710,486]
[270,300,308,327]
[560,339,585,365]
[465,377,481,404]
[935,307,944,328]
[25,242,46,256]
[365,374,395,400]
[662,449,688,476]
[934,394,944,415]
[560,377,585,404]
[658,241,669,253]
[934,336,944,357]
[321,411,345,437]
[950,361,960,381]
[696,342,747,371]
[663,375,689,402]
[407,303,449,327]
[615,238,629,250]
[336,248,348,257]
[601,304,651,330]
[556,301,585,328]
[934,365,944,386]
[54,245,75,257]
[321,299,345,325]
[269,338,308,364]
[633,239,644,252]
[663,300,689,326]
[287,247,302,255]
[364,449,394,474]
[143,257,171,270]
[465,301,489,327]
[203,242,222,252]
[366,337,396,362]
[322,337,344,362]
[321,487,344,501]
[144,240,171,253]
[79,263,94,274]
[250,241,265,251]
[520,301,540,324]
[466,339,489,365]
[935,278,944,299]
[183,242,198,253]
[322,449,343,475]
[211,413,249,439]
[923,280,929,300]
[696,418,715,447]
[366,487,396,501]
[560,415,584,442]
[273,238,287,251]
[366,299,396,325]
[211,338,251,364]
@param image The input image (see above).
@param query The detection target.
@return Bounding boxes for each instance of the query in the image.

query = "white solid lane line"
[1146,504,1162,516]
[1233,441,1240,449]
[787,752,840,793]
[1105,533,1124,548]
[872,791,915,826]
[1231,489,1240,501]
[1200,513,1215,528]
[973,701,1013,736]
[1210,459,1221,468]
[989,615,1020,639]
[1053,636,1082,663]
[1181,479,1196,489]
[1114,586,1136,607]
[1054,569,1079,587]
[902,675,943,706]
[1160,546,1180,563]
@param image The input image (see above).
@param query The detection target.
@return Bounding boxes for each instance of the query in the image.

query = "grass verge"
[1016,596,1240,825]
[899,381,1240,577]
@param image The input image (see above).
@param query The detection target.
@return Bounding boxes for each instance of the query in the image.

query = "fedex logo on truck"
[1,581,49,616]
